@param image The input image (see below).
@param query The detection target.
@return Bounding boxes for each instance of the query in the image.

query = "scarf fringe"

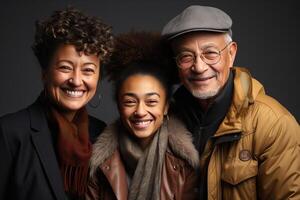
[61,163,90,197]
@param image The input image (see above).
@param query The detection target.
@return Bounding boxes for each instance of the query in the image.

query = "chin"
[132,130,152,139]
[191,89,220,99]
[59,101,85,112]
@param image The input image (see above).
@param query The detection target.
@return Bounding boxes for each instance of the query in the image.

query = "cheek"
[118,107,133,121]
[178,70,189,82]
[45,73,65,89]
[86,75,99,92]
[153,107,165,121]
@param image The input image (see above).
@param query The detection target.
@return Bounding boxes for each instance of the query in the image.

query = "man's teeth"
[65,90,83,97]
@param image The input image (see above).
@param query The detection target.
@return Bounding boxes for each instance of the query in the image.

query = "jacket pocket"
[221,158,258,185]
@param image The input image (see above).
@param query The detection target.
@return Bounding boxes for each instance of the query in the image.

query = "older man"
[162,5,300,200]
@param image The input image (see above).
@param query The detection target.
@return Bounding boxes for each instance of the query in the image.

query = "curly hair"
[106,31,176,101]
[32,7,114,69]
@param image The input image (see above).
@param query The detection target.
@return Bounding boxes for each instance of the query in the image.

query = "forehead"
[171,32,226,51]
[52,44,100,63]
[120,74,166,95]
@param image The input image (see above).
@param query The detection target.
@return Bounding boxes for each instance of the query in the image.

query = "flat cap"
[162,5,232,40]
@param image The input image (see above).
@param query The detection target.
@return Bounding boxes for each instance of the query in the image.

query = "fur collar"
[89,117,199,177]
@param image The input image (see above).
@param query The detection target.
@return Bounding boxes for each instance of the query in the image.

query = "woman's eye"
[146,100,158,106]
[58,65,72,71]
[82,68,95,74]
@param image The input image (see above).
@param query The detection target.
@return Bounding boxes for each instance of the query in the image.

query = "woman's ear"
[164,102,169,116]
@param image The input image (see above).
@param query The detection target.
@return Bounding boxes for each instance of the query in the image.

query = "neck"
[137,134,155,150]
[61,111,76,122]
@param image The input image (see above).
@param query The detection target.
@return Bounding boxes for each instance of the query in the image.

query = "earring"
[69,78,73,83]
[88,93,102,108]
[164,114,169,121]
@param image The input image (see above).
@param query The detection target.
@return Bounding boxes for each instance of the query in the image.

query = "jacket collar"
[214,67,265,137]
[90,117,199,176]
[28,97,66,200]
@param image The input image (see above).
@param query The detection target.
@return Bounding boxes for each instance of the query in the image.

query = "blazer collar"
[28,98,66,200]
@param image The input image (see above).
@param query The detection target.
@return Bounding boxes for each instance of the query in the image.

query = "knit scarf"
[119,121,169,200]
[47,106,92,198]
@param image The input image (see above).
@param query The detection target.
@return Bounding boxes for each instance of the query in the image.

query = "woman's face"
[43,44,100,118]
[118,74,169,141]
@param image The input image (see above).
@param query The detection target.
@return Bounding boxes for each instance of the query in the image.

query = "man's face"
[171,32,237,100]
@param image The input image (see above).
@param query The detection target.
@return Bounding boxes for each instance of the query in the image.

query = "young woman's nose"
[134,103,147,116]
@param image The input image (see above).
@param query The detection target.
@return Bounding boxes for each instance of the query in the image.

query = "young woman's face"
[118,74,169,141]
[43,44,100,118]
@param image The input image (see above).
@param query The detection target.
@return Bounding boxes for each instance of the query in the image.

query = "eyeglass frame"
[174,41,233,70]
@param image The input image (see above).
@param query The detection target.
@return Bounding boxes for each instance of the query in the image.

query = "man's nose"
[191,54,208,73]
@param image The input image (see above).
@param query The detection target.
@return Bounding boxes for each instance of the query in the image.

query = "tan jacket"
[86,118,200,200]
[204,67,300,199]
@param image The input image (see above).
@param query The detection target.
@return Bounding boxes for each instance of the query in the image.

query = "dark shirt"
[172,71,234,199]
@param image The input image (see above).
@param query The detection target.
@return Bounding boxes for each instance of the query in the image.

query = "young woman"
[87,31,199,200]
[0,7,114,200]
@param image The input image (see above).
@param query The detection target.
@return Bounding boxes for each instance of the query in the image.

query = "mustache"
[188,74,217,81]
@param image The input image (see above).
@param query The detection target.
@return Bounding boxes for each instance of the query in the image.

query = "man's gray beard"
[191,88,220,99]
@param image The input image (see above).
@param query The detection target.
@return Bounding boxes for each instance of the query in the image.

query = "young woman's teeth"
[135,120,151,125]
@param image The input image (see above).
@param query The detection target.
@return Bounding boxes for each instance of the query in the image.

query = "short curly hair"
[106,31,176,102]
[32,7,114,69]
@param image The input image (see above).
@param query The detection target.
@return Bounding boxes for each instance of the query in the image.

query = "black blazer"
[0,98,106,200]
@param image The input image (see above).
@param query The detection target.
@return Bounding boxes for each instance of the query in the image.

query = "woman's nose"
[69,71,82,86]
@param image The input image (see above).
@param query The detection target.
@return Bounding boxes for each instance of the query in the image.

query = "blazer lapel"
[28,100,66,200]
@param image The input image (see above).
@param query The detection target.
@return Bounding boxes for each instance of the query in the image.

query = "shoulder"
[245,94,300,158]
[0,107,30,126]
[88,115,107,144]
[0,104,37,135]
[0,104,40,157]
[167,115,199,169]
[249,92,298,132]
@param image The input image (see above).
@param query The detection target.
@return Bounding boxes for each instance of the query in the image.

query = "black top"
[172,71,234,199]
[0,95,106,200]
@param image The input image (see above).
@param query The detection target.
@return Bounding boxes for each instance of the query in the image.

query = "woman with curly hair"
[86,31,199,200]
[0,7,113,200]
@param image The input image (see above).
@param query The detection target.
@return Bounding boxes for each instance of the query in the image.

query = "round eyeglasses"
[175,41,232,70]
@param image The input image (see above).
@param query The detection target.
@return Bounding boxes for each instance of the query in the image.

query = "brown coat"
[203,67,300,199]
[86,118,199,200]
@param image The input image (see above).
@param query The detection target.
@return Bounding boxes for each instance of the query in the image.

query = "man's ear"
[228,42,237,68]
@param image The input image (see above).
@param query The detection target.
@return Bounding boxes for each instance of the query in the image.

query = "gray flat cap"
[162,5,232,40]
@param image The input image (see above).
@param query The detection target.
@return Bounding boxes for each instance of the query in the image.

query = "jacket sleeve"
[256,114,300,199]
[0,119,13,199]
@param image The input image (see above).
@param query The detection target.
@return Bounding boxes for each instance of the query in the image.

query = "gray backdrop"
[0,0,299,123]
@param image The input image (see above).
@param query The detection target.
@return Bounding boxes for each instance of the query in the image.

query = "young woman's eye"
[123,100,136,107]
[146,100,159,106]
